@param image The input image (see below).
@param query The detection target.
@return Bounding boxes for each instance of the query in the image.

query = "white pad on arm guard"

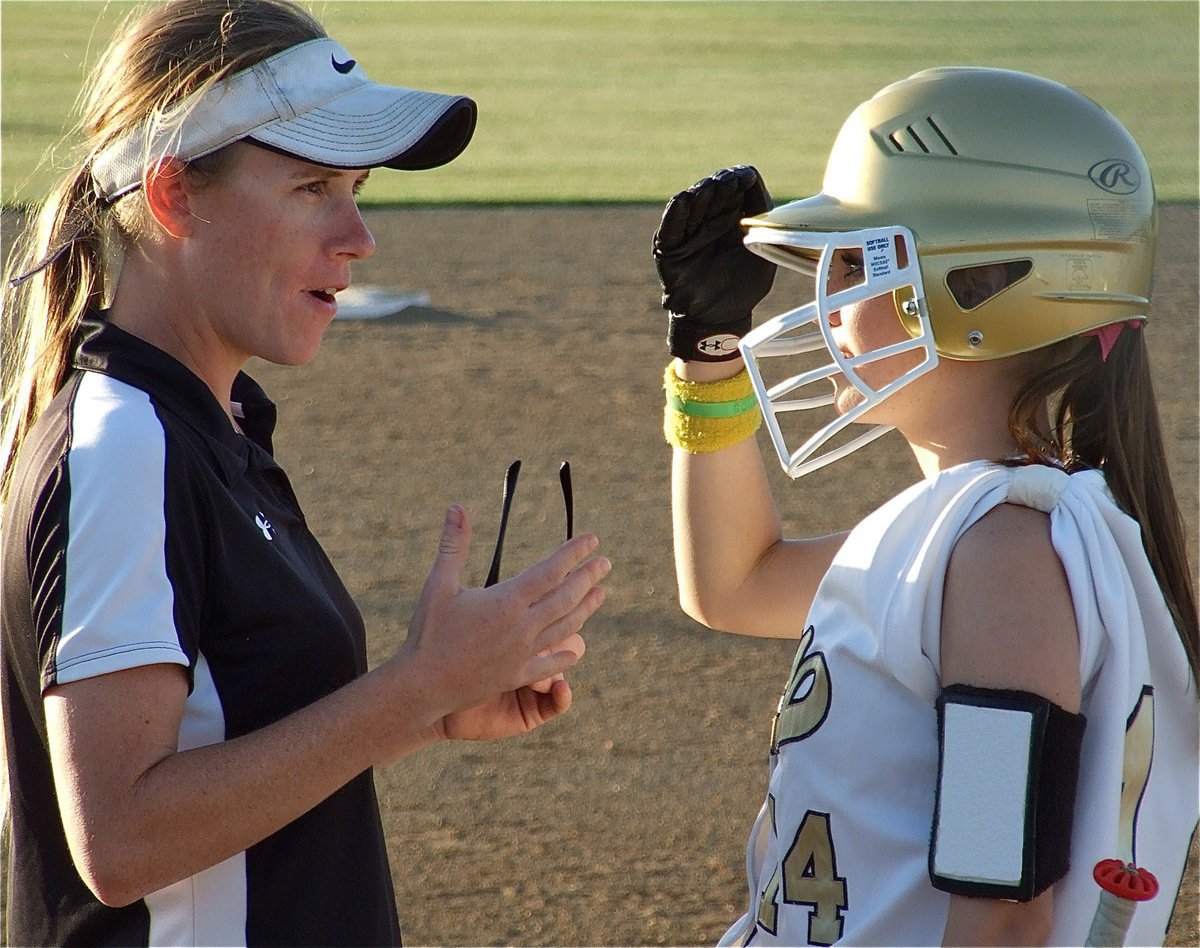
[930,684,1086,902]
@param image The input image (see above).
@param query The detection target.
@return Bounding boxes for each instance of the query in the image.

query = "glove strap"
[667,314,751,362]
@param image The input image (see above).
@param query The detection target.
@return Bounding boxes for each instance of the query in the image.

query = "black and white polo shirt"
[2,318,401,946]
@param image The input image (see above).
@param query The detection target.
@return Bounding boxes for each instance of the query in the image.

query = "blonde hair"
[1,0,325,502]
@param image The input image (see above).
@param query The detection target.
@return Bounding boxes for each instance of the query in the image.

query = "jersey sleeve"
[34,374,194,692]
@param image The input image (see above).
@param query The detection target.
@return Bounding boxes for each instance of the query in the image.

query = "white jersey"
[721,460,1199,947]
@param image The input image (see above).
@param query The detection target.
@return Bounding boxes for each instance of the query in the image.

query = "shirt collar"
[74,316,280,481]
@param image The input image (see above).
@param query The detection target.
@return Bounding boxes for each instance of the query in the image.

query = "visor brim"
[249,89,477,172]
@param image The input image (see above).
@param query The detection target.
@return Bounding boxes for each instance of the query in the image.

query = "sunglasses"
[484,460,574,588]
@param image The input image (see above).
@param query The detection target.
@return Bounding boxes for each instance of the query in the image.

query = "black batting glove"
[653,165,776,362]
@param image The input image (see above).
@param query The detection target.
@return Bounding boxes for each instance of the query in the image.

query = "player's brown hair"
[1008,331,1200,686]
[1,0,325,501]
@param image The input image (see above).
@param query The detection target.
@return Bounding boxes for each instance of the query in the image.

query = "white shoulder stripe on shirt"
[57,372,188,683]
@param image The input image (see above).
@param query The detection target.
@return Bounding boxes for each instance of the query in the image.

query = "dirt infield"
[236,205,1196,946]
[3,204,1196,944]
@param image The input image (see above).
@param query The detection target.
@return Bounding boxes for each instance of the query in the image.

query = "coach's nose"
[336,200,376,261]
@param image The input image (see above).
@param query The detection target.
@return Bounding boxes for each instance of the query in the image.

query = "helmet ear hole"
[946,260,1033,310]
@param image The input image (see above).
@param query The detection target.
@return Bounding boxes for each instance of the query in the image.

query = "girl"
[655,67,1197,946]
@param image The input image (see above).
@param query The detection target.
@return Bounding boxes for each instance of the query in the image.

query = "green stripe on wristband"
[667,392,760,418]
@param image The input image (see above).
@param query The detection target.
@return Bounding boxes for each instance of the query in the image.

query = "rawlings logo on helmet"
[1088,158,1141,194]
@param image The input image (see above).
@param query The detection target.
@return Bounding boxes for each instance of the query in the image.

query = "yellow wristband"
[663,363,762,453]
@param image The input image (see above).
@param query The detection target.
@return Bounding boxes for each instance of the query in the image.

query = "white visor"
[91,37,477,201]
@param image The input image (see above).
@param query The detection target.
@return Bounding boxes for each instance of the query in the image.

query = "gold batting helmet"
[737,67,1156,477]
[744,66,1156,361]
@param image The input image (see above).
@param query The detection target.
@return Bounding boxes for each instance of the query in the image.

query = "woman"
[0,2,608,945]
[655,68,1197,946]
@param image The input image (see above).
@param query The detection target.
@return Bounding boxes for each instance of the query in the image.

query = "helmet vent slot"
[946,260,1033,310]
[925,116,958,155]
[887,116,959,156]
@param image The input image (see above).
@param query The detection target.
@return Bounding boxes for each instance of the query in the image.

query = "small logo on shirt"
[331,54,357,74]
[255,513,275,541]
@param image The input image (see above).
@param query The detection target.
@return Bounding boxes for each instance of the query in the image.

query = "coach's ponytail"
[1009,329,1200,686]
[1,166,109,503]
[1,0,325,503]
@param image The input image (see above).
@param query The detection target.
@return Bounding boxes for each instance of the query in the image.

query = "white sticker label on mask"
[864,235,898,280]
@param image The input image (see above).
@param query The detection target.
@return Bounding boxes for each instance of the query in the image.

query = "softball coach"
[0,1,608,944]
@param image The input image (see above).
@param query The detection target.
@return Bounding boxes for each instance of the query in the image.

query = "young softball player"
[655,67,1197,946]
[0,2,607,944]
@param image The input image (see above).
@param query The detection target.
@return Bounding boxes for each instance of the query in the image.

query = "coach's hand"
[653,165,776,362]
[401,504,607,742]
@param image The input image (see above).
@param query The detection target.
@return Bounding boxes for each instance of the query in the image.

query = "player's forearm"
[671,433,791,635]
[669,359,773,629]
[669,359,845,637]
[672,446,843,637]
[56,656,442,907]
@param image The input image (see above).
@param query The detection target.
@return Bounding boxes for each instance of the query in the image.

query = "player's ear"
[143,156,200,239]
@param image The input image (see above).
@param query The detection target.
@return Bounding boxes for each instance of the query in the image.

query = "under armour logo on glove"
[255,513,275,540]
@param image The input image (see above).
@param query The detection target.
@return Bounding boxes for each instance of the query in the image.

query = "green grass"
[3,0,1197,205]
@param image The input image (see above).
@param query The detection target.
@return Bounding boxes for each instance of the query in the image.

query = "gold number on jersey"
[1119,685,1154,864]
[770,625,833,753]
[756,808,847,946]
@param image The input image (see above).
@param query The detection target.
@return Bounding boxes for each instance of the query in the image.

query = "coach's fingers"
[527,632,586,693]
[543,677,573,718]
[535,632,586,668]
[524,633,588,686]
[527,674,560,695]
[511,533,601,603]
[406,505,474,657]
[529,554,611,627]
[425,504,473,598]
[519,678,574,725]
[533,584,605,656]
[551,631,586,665]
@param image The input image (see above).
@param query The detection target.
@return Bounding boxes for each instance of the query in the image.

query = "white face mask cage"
[738,224,937,479]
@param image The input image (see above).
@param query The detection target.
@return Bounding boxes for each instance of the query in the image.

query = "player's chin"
[833,383,865,417]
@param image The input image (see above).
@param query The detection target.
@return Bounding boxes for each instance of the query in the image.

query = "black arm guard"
[930,684,1087,902]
